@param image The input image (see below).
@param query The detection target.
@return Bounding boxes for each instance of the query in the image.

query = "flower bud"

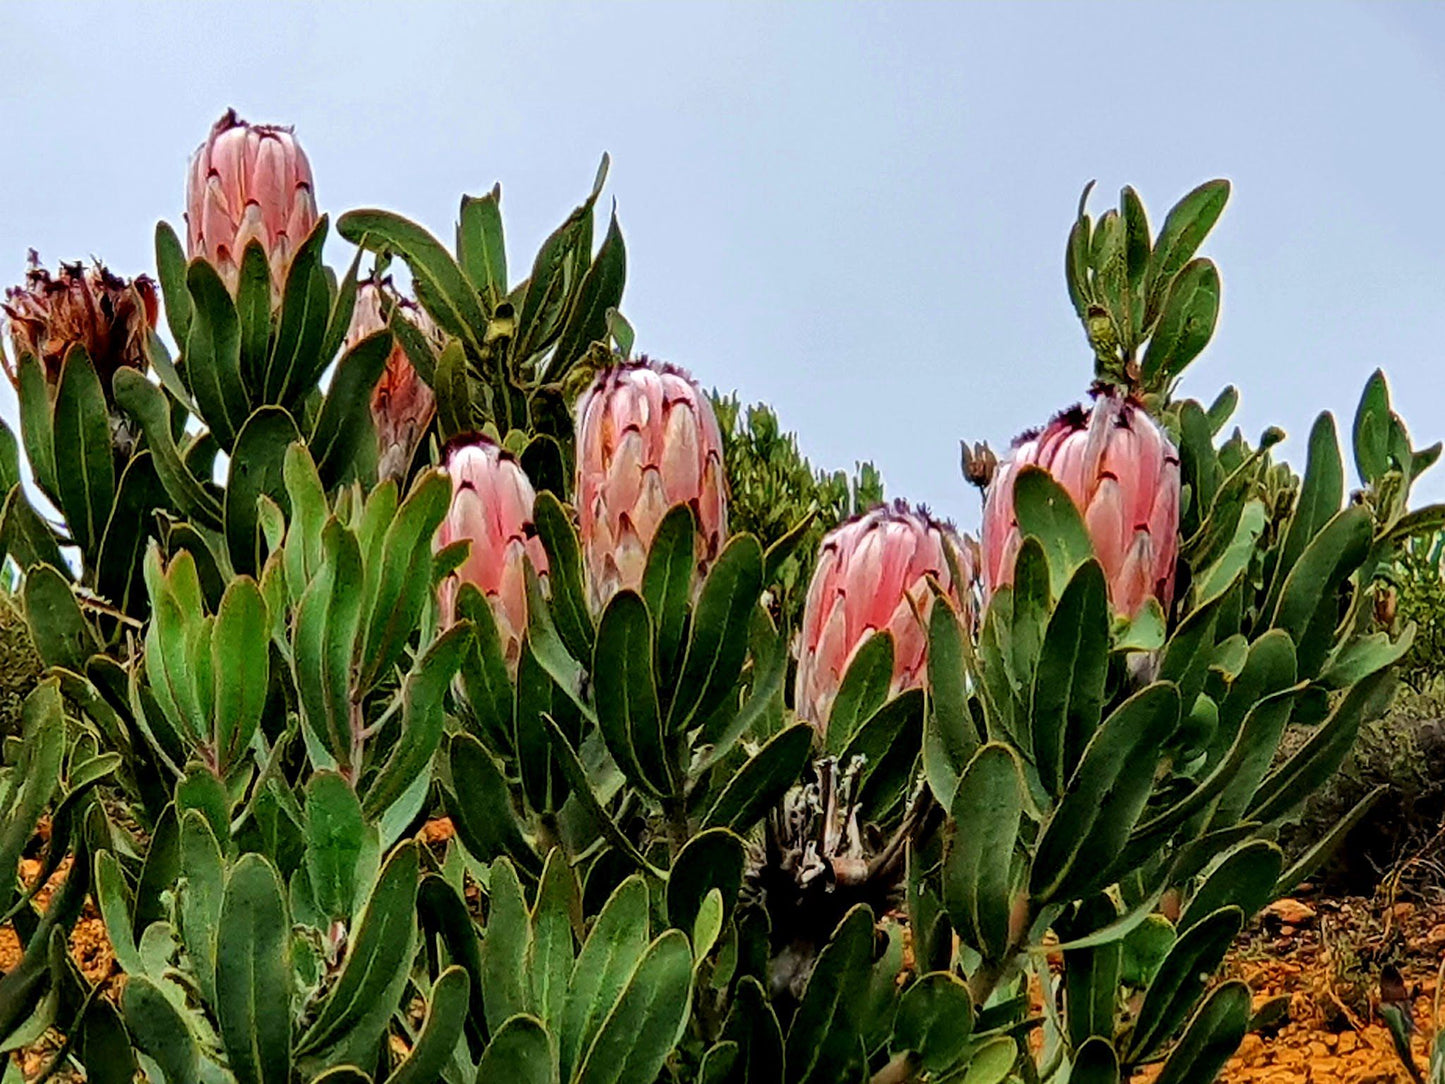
[346,280,440,484]
[435,437,549,669]
[981,390,1180,617]
[575,359,728,612]
[186,109,318,295]
[795,502,975,734]
[2,253,157,396]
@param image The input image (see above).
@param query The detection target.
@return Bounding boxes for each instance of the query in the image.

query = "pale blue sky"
[4,2,1445,530]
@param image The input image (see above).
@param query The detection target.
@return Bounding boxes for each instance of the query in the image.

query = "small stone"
[1264,898,1317,925]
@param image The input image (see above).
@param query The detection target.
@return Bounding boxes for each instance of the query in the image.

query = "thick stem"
[663,797,689,860]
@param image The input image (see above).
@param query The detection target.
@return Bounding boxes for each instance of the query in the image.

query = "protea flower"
[346,280,440,484]
[981,389,1180,618]
[575,359,728,612]
[794,502,974,734]
[2,253,157,397]
[434,437,549,669]
[186,109,318,295]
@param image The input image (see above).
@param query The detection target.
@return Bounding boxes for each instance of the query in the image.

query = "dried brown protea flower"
[2,252,158,396]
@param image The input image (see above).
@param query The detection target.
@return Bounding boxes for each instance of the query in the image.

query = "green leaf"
[703,723,812,832]
[1061,896,1123,1046]
[359,469,451,691]
[547,208,627,383]
[1269,505,1372,678]
[575,929,693,1084]
[120,975,200,1084]
[1352,369,1391,485]
[310,329,392,489]
[0,685,64,915]
[235,241,273,396]
[892,971,974,1074]
[444,733,542,877]
[225,407,302,576]
[1276,784,1386,897]
[304,772,366,922]
[384,967,469,1084]
[177,809,225,1006]
[185,257,250,447]
[640,503,696,690]
[1247,670,1393,824]
[944,744,1025,963]
[338,210,486,348]
[837,689,925,820]
[264,216,333,405]
[1269,412,1344,613]
[292,520,364,771]
[696,606,788,767]
[476,1015,553,1084]
[319,249,365,378]
[96,452,167,618]
[211,577,269,773]
[1065,196,1094,321]
[785,906,875,1084]
[1145,179,1230,323]
[216,854,292,1084]
[533,491,594,663]
[823,631,894,755]
[155,221,192,349]
[93,850,144,977]
[925,598,978,802]
[1031,558,1109,796]
[1177,841,1282,934]
[113,367,223,529]
[1150,980,1251,1084]
[432,338,474,440]
[15,354,57,500]
[561,875,650,1082]
[478,858,532,1034]
[1140,258,1219,387]
[22,565,98,672]
[363,622,469,822]
[52,347,115,559]
[1126,906,1243,1063]
[540,715,660,879]
[1012,466,1094,595]
[297,842,419,1059]
[594,591,671,798]
[666,828,745,936]
[1121,185,1151,292]
[455,583,515,755]
[668,534,764,734]
[1,484,64,575]
[530,848,582,1036]
[458,186,507,308]
[1031,683,1181,905]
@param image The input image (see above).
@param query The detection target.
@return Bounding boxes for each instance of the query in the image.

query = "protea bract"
[981,389,1181,618]
[575,359,728,612]
[346,280,440,484]
[794,502,974,734]
[186,109,318,295]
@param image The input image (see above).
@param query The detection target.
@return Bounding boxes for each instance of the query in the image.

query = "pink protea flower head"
[795,501,975,734]
[435,436,550,669]
[575,358,728,612]
[2,252,157,396]
[346,279,440,484]
[981,388,1181,618]
[186,109,318,295]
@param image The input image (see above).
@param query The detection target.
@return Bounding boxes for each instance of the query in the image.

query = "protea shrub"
[794,501,974,733]
[575,358,728,612]
[346,278,440,483]
[434,435,548,668]
[982,387,1181,617]
[186,108,319,295]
